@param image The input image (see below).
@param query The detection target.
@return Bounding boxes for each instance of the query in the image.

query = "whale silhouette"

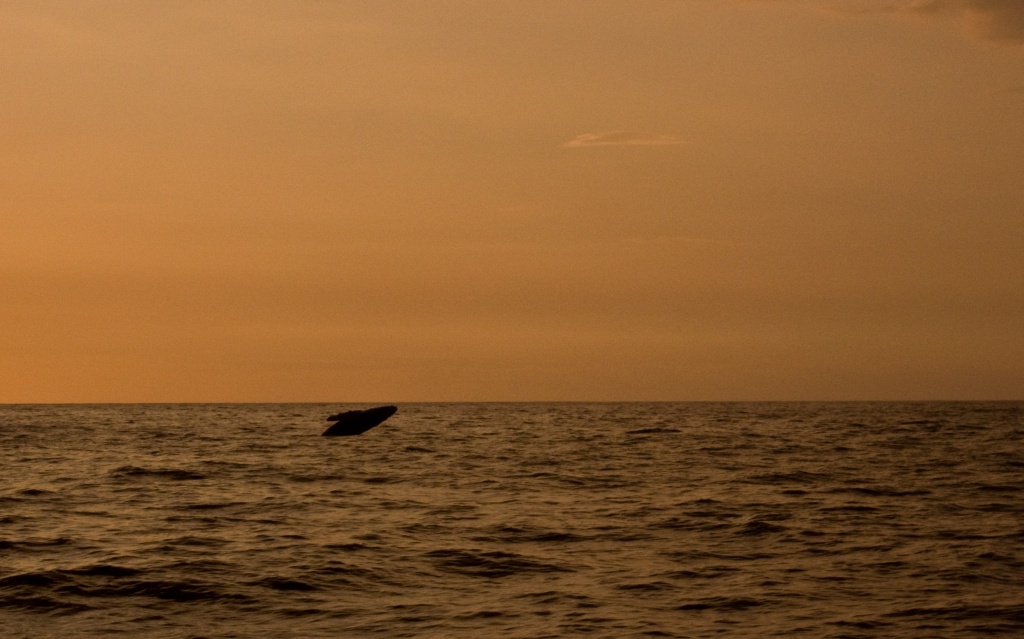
[322,405,398,436]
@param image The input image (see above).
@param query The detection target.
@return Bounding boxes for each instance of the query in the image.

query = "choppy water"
[1,402,1022,638]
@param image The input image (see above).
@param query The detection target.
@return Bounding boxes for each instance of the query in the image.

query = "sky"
[2,0,1022,402]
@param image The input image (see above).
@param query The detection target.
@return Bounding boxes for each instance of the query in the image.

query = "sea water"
[1,402,1021,638]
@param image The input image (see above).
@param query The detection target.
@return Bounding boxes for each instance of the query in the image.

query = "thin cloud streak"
[746,0,1024,43]
[910,0,1024,42]
[561,131,688,148]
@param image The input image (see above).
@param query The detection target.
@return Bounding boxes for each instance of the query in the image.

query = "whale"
[322,405,398,436]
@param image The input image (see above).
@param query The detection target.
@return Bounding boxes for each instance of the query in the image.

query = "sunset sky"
[2,1,1022,402]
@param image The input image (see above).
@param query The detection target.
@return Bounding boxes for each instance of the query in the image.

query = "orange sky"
[2,1,1022,402]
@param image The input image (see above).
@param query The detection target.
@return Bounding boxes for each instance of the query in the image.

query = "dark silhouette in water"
[322,405,398,436]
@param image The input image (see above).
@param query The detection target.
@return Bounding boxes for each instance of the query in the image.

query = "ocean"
[1,402,1021,638]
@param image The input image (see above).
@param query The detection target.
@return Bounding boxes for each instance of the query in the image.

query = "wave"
[469,524,588,544]
[676,597,766,611]
[108,465,206,481]
[0,564,257,608]
[425,549,574,578]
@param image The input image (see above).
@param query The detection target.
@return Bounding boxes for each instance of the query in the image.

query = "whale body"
[322,405,398,436]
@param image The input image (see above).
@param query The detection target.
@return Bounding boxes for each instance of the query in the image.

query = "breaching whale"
[322,405,398,436]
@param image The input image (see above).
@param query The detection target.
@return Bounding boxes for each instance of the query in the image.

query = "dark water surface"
[1,402,1021,638]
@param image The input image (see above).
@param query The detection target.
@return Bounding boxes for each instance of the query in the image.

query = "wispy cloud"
[909,0,1024,43]
[811,1,916,16]
[561,131,688,148]
[742,1,1024,43]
